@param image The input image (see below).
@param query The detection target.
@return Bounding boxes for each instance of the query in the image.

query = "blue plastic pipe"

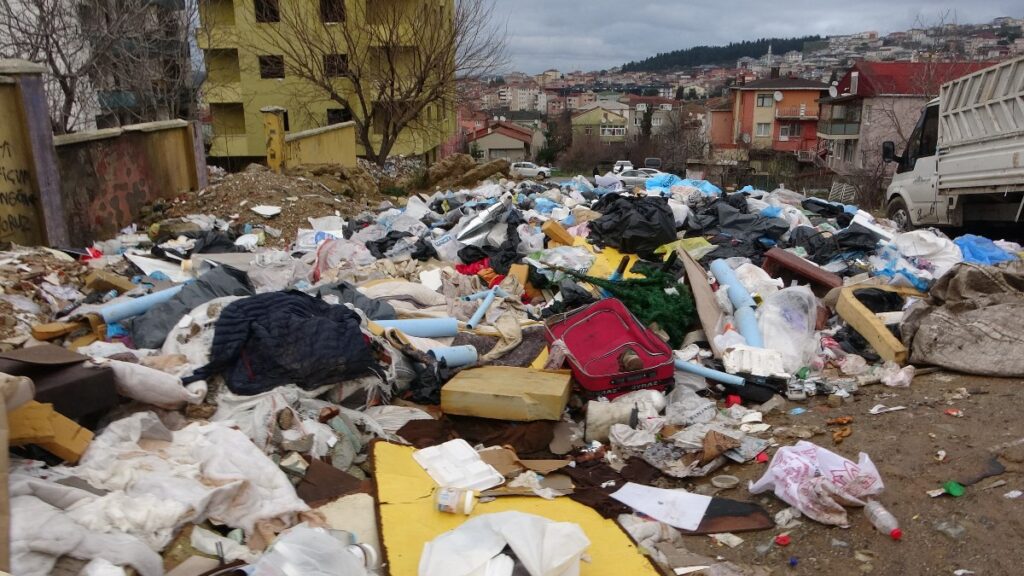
[709,259,756,309]
[733,306,764,348]
[375,318,459,338]
[428,345,479,367]
[466,289,497,329]
[99,284,184,324]
[675,359,746,386]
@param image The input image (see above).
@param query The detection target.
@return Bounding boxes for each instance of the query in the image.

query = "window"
[327,108,352,125]
[779,124,791,138]
[254,0,279,23]
[584,127,593,135]
[324,54,347,77]
[755,122,771,137]
[282,110,290,131]
[756,93,773,107]
[899,104,939,173]
[652,117,662,127]
[634,117,641,126]
[660,103,672,111]
[258,55,284,78]
[210,103,246,135]
[320,0,345,22]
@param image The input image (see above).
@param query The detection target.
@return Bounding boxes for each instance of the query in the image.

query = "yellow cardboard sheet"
[574,237,646,280]
[374,442,658,576]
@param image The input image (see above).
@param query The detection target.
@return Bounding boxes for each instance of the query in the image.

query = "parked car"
[612,160,634,174]
[509,161,552,180]
[637,168,663,176]
[617,169,653,188]
[644,157,662,169]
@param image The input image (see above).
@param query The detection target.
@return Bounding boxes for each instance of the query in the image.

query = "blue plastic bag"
[954,234,1017,265]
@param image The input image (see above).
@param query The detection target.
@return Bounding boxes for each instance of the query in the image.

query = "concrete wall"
[53,120,206,246]
[285,121,357,167]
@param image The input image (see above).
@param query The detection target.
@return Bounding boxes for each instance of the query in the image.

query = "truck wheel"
[887,197,913,231]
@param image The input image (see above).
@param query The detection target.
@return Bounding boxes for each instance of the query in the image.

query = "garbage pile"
[2,165,1023,576]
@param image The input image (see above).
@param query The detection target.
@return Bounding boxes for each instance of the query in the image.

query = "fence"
[261,107,357,172]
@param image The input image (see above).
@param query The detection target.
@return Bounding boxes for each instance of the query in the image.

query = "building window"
[634,117,641,126]
[660,103,672,111]
[756,93,773,107]
[211,103,246,135]
[254,0,279,23]
[755,122,771,137]
[584,127,593,135]
[320,0,345,22]
[282,110,290,131]
[652,117,663,127]
[258,55,284,78]
[324,54,347,77]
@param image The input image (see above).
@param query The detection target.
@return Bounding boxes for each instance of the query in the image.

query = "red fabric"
[455,258,490,275]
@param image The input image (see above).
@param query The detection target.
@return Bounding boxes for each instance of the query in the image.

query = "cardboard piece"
[481,473,575,497]
[8,401,93,463]
[440,366,571,422]
[372,441,659,576]
[676,247,726,358]
[542,220,575,246]
[836,285,924,365]
[478,446,570,477]
[85,270,137,294]
[30,321,86,341]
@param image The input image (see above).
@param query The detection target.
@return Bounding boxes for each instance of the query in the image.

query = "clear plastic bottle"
[864,499,902,540]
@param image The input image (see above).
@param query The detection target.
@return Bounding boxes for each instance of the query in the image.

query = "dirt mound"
[154,166,382,247]
[427,154,477,187]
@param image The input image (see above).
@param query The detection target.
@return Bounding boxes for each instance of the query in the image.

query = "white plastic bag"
[879,361,915,387]
[757,286,818,373]
[252,524,369,576]
[749,441,884,526]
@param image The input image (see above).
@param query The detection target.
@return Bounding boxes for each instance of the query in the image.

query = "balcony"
[775,105,818,120]
[816,120,861,138]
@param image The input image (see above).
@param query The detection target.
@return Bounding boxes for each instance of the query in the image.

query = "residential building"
[546,96,566,116]
[571,106,627,143]
[465,120,544,162]
[711,77,829,161]
[816,60,993,177]
[198,0,455,161]
[622,95,676,141]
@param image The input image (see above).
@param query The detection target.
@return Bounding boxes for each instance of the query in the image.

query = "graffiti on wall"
[0,137,42,243]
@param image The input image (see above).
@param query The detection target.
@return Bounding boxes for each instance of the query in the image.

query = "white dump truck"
[882,55,1024,229]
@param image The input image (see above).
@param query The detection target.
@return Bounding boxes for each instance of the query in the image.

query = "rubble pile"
[2,164,1023,576]
[358,155,426,186]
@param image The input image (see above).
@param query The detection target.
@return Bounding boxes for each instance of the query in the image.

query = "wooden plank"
[542,220,575,246]
[676,247,726,358]
[8,401,57,445]
[31,321,85,341]
[441,366,571,421]
[836,285,924,365]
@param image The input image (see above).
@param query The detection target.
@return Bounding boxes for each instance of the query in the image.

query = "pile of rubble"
[2,163,1022,576]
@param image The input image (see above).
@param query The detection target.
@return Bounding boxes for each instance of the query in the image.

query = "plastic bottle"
[864,499,902,540]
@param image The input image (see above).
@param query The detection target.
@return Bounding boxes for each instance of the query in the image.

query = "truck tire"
[887,197,913,231]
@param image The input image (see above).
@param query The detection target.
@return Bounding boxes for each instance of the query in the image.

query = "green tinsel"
[568,270,696,348]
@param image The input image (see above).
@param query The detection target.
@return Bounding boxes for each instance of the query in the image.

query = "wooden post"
[261,106,287,173]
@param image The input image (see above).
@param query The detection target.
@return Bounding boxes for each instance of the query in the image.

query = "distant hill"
[622,36,823,72]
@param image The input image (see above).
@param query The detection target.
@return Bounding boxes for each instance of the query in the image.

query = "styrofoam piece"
[723,346,787,377]
[412,439,504,490]
[251,205,282,217]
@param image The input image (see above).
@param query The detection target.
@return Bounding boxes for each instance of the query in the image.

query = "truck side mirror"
[882,141,896,163]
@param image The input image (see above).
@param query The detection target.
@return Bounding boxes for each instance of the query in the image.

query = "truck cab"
[883,100,941,229]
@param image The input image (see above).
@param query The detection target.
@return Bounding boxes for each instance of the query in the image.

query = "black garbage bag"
[365,230,413,259]
[589,195,676,255]
[716,202,789,244]
[788,226,840,265]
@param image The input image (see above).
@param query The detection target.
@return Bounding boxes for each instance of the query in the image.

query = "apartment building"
[571,106,627,144]
[198,0,454,161]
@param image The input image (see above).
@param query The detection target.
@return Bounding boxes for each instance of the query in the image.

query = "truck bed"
[938,56,1024,195]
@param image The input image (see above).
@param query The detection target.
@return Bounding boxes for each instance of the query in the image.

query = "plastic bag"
[749,440,884,526]
[892,229,962,278]
[664,394,717,426]
[953,234,1017,265]
[733,263,783,297]
[252,524,369,576]
[879,361,914,387]
[757,286,818,373]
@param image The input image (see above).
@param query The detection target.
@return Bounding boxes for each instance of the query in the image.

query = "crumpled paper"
[748,441,883,526]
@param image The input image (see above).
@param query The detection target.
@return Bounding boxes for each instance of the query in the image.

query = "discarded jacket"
[588,195,676,256]
[185,290,378,395]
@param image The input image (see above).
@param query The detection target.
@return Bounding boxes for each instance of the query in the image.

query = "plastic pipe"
[709,259,756,310]
[375,318,459,338]
[99,284,184,324]
[466,288,497,329]
[733,306,764,348]
[674,359,746,387]
[428,345,479,367]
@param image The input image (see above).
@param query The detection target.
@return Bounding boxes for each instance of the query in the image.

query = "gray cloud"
[491,0,1022,73]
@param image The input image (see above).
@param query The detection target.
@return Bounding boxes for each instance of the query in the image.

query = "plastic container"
[864,499,902,540]
[434,486,478,515]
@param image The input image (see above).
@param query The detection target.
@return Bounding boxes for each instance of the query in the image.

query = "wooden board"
[677,247,726,358]
[441,366,571,421]
[836,285,925,365]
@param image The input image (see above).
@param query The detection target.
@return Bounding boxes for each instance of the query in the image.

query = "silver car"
[617,169,652,188]
[510,161,551,180]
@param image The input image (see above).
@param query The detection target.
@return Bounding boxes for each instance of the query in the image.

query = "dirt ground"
[680,371,1024,575]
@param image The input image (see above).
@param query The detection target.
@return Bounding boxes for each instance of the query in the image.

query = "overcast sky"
[492,1,1023,73]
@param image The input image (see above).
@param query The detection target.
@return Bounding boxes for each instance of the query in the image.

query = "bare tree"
[0,0,198,133]
[243,0,507,165]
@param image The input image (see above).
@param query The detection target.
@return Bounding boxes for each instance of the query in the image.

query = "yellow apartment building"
[197,0,455,162]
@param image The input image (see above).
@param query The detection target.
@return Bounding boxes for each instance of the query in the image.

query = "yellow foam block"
[373,442,659,576]
[575,237,645,280]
